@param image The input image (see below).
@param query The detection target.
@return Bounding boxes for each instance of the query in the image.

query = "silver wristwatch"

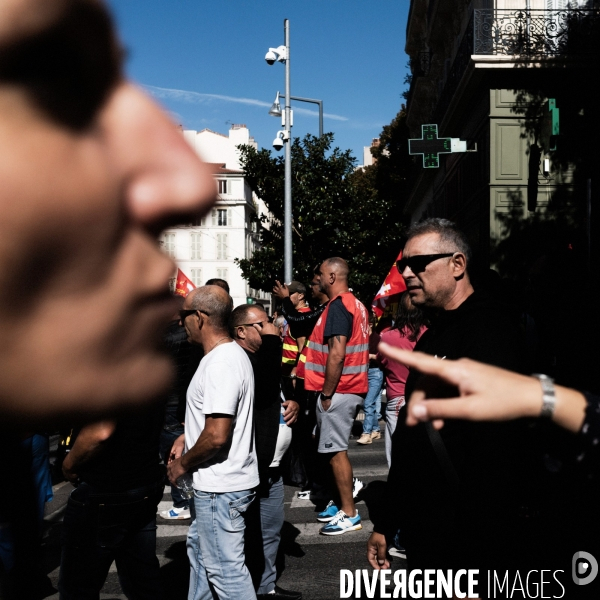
[532,373,556,419]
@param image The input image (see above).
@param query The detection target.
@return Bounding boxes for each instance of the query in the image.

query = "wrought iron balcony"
[408,6,598,129]
[474,8,599,57]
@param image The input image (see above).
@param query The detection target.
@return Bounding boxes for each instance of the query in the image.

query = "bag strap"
[425,422,460,493]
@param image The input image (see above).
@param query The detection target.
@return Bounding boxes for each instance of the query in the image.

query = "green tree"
[236,111,414,305]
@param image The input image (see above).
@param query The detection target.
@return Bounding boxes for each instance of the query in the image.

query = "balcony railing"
[408,7,598,129]
[474,8,599,57]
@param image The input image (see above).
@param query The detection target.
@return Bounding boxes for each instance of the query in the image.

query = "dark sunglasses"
[396,253,456,274]
[179,309,209,321]
[240,320,269,329]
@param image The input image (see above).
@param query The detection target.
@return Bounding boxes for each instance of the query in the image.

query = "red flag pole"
[372,250,406,318]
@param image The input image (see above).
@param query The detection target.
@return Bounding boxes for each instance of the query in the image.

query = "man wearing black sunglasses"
[368,218,529,589]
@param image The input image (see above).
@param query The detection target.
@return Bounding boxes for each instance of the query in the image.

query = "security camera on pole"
[265,19,292,284]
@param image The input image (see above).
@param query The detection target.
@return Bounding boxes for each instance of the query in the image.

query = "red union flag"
[372,251,406,317]
[175,269,196,297]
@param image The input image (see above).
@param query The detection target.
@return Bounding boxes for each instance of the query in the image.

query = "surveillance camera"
[265,50,277,65]
[272,135,284,151]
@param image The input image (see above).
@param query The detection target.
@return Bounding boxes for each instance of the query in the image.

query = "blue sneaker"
[320,510,362,535]
[316,500,339,522]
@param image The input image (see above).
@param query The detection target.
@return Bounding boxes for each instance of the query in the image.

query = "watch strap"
[532,373,556,419]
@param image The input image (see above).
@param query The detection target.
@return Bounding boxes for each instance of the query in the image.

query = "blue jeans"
[362,367,383,434]
[187,489,256,600]
[385,395,404,468]
[160,406,188,509]
[245,475,284,594]
[58,480,164,600]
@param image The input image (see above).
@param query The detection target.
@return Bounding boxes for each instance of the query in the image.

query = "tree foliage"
[236,110,414,305]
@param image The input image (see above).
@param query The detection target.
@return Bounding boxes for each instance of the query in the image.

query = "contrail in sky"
[143,84,348,121]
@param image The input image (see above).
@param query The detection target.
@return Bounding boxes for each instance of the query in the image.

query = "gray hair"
[406,218,472,264]
[187,286,232,331]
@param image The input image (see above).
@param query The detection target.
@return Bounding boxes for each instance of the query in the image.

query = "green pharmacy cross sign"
[408,124,468,168]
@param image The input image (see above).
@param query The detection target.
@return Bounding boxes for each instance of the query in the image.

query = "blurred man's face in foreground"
[0,0,216,424]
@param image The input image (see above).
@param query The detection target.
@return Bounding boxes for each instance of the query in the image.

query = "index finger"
[378,344,461,386]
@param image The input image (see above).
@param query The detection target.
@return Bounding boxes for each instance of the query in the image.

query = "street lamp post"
[265,19,292,284]
[270,93,323,138]
[283,20,292,286]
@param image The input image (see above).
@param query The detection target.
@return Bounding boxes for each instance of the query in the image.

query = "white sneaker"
[388,546,407,559]
[159,505,191,520]
[320,510,362,535]
[353,477,364,498]
[356,433,372,445]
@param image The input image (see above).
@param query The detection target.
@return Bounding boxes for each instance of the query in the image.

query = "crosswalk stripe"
[288,520,373,544]
[151,519,373,544]
[289,496,364,509]
[352,466,388,477]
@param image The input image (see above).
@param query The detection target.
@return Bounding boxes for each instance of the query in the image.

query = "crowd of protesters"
[3,2,600,600]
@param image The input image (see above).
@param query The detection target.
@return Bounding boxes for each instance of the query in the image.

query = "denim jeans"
[362,367,384,434]
[58,480,164,600]
[160,406,187,509]
[385,395,404,468]
[245,475,284,594]
[187,489,256,600]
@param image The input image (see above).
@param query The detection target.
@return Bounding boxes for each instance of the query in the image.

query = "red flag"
[175,269,196,297]
[372,250,406,317]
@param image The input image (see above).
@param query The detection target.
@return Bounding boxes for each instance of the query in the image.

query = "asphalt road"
[41,416,406,600]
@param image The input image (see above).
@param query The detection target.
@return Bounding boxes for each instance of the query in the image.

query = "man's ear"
[451,253,467,277]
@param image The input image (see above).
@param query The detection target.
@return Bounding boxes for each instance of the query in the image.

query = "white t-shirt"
[184,341,259,493]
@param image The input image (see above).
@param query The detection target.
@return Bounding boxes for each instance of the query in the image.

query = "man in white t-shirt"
[167,285,259,600]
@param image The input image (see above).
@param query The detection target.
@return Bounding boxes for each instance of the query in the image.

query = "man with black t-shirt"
[59,409,165,599]
[231,304,302,600]
[367,219,529,590]
[304,258,369,535]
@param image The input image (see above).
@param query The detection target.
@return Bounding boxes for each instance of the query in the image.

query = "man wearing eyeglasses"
[230,304,302,600]
[368,218,529,590]
[167,286,258,600]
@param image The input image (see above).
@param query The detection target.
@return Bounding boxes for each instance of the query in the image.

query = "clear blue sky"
[106,1,410,163]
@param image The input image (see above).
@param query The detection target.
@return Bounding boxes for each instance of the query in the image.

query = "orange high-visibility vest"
[281,306,311,375]
[304,292,369,394]
[296,341,309,379]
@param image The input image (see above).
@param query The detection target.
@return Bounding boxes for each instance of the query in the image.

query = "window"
[191,233,202,259]
[191,268,202,287]
[217,180,227,194]
[216,268,228,281]
[163,233,175,258]
[212,208,231,227]
[216,233,228,260]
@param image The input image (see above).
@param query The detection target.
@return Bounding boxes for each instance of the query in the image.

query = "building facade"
[161,125,271,311]
[403,0,596,276]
